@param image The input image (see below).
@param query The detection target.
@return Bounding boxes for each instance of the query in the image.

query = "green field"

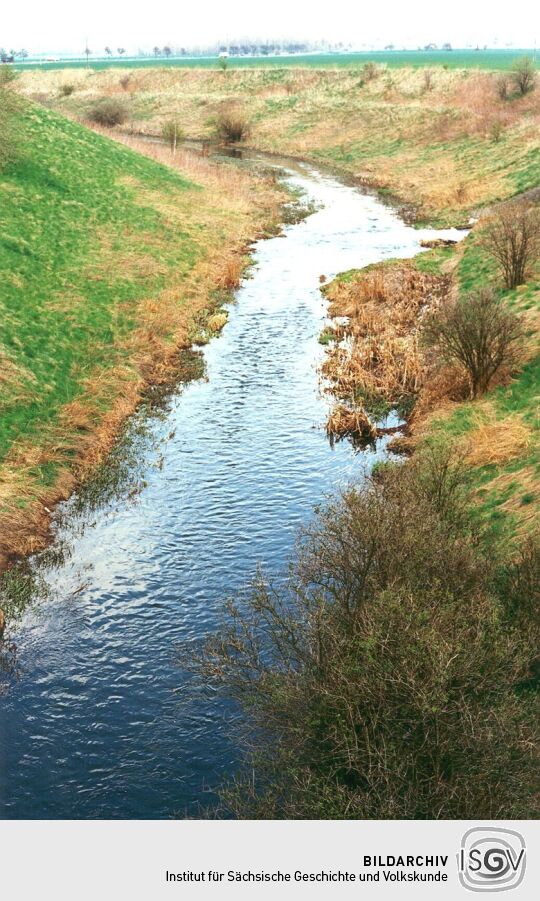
[17,49,538,73]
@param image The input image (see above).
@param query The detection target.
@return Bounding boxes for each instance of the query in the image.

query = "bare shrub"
[162,119,185,153]
[511,56,537,96]
[489,120,504,143]
[187,453,539,819]
[496,74,509,100]
[119,74,132,92]
[454,180,468,203]
[59,83,75,97]
[422,288,524,398]
[480,203,540,289]
[422,69,434,92]
[215,109,250,143]
[87,98,129,127]
[362,62,380,81]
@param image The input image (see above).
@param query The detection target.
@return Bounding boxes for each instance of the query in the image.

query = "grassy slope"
[1,104,196,461]
[20,65,540,224]
[421,239,539,539]
[0,101,280,569]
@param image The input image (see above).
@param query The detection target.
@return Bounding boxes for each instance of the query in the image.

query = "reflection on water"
[0,162,463,819]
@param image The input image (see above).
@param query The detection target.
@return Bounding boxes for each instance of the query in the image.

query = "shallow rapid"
[0,160,462,818]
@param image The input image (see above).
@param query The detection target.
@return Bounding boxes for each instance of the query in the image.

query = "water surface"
[0,161,462,818]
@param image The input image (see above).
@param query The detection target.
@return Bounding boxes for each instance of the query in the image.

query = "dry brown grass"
[463,410,532,467]
[322,262,449,442]
[326,405,377,445]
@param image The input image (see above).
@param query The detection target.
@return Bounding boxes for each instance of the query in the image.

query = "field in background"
[16,49,537,72]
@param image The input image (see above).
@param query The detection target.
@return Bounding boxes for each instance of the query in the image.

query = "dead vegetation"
[463,409,532,467]
[322,263,449,444]
[215,108,251,143]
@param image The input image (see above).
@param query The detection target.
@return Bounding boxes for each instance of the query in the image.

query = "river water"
[0,159,462,819]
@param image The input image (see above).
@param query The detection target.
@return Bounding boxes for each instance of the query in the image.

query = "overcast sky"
[2,0,537,54]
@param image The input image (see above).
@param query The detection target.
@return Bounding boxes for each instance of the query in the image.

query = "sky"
[1,0,537,54]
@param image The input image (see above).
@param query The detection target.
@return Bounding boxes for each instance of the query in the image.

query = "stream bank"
[1,157,464,819]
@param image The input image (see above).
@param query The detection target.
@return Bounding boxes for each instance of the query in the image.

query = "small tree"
[187,455,540,820]
[162,119,184,154]
[423,289,523,398]
[481,203,540,289]
[218,56,228,72]
[511,56,536,96]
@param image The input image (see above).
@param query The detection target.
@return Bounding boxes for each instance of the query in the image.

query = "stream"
[0,158,463,819]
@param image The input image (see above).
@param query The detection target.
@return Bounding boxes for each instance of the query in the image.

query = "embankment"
[20,64,540,225]
[0,101,285,587]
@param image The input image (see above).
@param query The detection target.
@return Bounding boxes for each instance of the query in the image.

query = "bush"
[422,288,523,398]
[119,74,132,91]
[480,202,540,289]
[422,69,434,92]
[362,62,380,82]
[489,120,504,143]
[162,119,185,152]
[511,56,536,96]
[59,83,75,97]
[496,73,509,100]
[189,452,539,819]
[215,110,250,143]
[87,98,129,127]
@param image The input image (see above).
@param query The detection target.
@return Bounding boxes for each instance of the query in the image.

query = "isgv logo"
[458,827,526,893]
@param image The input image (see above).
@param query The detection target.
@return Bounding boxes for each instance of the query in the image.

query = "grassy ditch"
[19,62,539,225]
[0,98,285,587]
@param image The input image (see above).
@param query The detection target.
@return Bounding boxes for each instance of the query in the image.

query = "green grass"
[425,235,539,537]
[16,49,538,73]
[0,103,197,464]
